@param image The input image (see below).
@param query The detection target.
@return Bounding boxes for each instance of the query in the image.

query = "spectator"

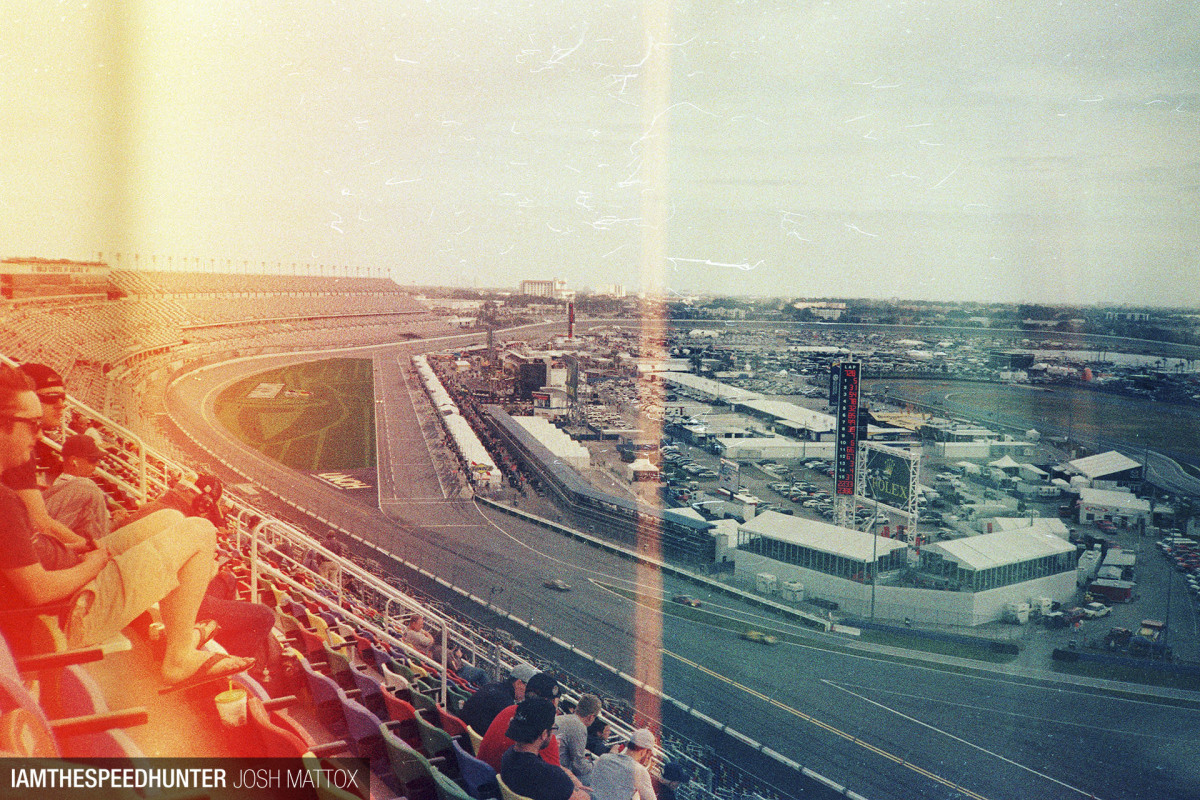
[431,640,489,687]
[588,729,657,800]
[460,661,536,735]
[586,717,615,758]
[317,532,344,583]
[498,698,588,800]
[0,364,254,689]
[655,762,690,800]
[44,434,110,544]
[477,672,566,772]
[8,366,216,546]
[403,614,435,653]
[82,420,105,449]
[199,567,282,688]
[1,364,88,553]
[557,693,602,781]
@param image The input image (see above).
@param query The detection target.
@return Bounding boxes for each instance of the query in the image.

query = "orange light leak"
[632,0,674,732]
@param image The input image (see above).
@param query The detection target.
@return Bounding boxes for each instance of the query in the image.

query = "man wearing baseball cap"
[1,363,90,553]
[44,434,110,544]
[499,698,589,800]
[460,661,538,737]
[478,671,566,771]
[587,728,657,800]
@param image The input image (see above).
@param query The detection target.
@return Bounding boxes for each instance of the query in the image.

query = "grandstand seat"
[302,754,371,800]
[349,667,389,721]
[445,685,471,715]
[246,695,308,757]
[295,653,353,738]
[381,659,416,691]
[379,721,442,800]
[353,633,376,661]
[497,775,536,800]
[414,711,459,774]
[410,689,441,722]
[232,671,273,702]
[245,695,347,759]
[364,644,393,671]
[380,691,425,752]
[323,642,360,691]
[0,650,146,759]
[465,725,484,755]
[44,666,147,759]
[339,694,397,792]
[292,624,333,662]
[433,768,476,800]
[435,705,470,740]
[451,738,499,800]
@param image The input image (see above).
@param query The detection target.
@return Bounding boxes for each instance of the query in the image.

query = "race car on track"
[741,629,779,645]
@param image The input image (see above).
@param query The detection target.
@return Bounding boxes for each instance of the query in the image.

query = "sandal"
[159,653,256,695]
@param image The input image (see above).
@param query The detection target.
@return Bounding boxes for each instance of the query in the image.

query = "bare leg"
[158,517,221,683]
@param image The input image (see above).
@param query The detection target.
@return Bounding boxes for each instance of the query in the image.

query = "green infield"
[213,358,376,472]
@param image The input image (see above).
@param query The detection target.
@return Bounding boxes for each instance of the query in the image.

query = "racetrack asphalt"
[163,324,1200,800]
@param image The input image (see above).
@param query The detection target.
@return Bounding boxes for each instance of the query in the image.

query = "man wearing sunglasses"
[0,363,90,552]
[0,364,253,689]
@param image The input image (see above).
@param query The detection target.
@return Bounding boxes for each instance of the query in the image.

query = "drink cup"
[214,687,247,727]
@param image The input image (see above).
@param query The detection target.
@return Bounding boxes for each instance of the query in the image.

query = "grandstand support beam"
[248,517,269,606]
[439,625,449,709]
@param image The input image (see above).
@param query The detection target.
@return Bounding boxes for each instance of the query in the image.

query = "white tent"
[988,455,1021,472]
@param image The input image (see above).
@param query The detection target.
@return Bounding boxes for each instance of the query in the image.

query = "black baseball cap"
[62,434,104,462]
[20,363,64,394]
[505,698,556,743]
[525,672,560,700]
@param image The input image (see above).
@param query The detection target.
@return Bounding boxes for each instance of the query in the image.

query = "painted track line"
[664,649,992,800]
[822,680,1104,800]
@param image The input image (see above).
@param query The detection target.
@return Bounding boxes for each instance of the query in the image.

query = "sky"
[3,1,1199,305]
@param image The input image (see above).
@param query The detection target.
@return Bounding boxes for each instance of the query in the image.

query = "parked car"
[1083,602,1111,619]
[1063,607,1087,625]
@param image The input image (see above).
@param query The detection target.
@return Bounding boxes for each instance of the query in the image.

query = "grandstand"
[0,266,458,437]
[0,269,789,800]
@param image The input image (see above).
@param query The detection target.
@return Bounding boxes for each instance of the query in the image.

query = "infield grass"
[213,358,376,472]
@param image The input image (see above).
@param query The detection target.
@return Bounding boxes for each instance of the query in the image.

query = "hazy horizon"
[4,2,1198,306]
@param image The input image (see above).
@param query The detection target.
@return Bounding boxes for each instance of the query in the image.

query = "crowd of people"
[0,362,255,691]
[0,358,765,800]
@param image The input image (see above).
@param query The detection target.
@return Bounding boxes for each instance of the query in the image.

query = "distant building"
[1,257,112,299]
[1063,451,1144,488]
[732,512,1077,626]
[791,301,846,321]
[1078,488,1151,531]
[519,278,570,299]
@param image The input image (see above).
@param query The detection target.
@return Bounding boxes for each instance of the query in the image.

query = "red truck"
[1088,579,1135,604]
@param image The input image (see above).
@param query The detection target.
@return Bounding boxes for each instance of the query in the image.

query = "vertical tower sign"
[835,361,860,495]
[718,458,740,493]
[568,302,575,338]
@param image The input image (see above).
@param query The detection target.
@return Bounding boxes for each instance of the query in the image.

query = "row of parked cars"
[661,445,720,479]
[1158,535,1200,602]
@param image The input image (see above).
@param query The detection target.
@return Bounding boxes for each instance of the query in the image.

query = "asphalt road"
[163,329,1200,800]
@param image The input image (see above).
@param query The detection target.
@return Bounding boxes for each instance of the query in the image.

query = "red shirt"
[476,703,561,772]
